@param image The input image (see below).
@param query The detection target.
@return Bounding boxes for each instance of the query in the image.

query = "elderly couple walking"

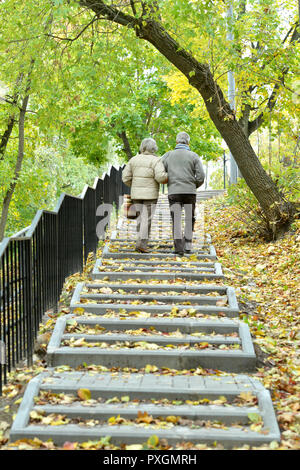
[122,132,205,256]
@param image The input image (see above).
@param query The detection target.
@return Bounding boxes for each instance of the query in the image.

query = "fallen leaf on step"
[77,388,91,401]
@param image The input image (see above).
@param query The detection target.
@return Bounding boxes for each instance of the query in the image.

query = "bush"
[225,163,299,240]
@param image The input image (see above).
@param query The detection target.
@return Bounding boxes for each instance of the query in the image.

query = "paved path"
[10,193,280,449]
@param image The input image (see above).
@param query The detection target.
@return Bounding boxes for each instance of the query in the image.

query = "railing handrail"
[0,163,127,395]
[11,226,31,238]
[1,164,124,245]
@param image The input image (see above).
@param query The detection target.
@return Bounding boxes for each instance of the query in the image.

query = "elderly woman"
[122,138,168,253]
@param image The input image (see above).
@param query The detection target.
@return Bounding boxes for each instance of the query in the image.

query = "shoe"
[184,249,193,254]
[136,247,150,253]
[174,251,184,256]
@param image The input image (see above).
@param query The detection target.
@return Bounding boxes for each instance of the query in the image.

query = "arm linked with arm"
[154,159,168,184]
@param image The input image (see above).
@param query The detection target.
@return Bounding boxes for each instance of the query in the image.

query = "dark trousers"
[168,194,196,253]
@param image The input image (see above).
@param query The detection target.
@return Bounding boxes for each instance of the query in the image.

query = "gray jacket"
[161,148,205,195]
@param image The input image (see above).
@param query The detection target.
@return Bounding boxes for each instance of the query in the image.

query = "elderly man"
[161,132,205,255]
[122,137,168,253]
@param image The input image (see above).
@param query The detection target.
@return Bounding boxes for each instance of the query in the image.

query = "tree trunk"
[0,94,30,241]
[0,74,24,160]
[0,115,16,159]
[117,130,134,160]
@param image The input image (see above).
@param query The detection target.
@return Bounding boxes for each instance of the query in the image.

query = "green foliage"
[225,178,270,237]
[2,142,101,236]
[209,166,229,190]
[164,0,299,135]
[249,126,300,202]
[225,158,299,239]
[274,166,300,202]
[0,0,298,237]
[227,178,259,210]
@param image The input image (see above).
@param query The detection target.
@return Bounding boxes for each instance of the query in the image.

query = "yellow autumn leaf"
[136,411,153,424]
[77,388,91,401]
[238,392,257,404]
[165,415,179,423]
[145,364,159,373]
[147,435,159,447]
[50,418,70,426]
[41,415,55,425]
[108,414,126,425]
[30,410,44,420]
[73,307,85,315]
[121,396,130,402]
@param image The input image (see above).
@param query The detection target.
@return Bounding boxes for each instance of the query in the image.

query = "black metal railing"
[0,164,129,394]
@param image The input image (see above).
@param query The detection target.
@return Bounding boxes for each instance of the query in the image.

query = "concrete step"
[110,231,212,245]
[91,259,224,281]
[52,315,243,334]
[103,242,217,260]
[70,282,240,317]
[110,233,212,244]
[98,261,218,272]
[106,242,211,251]
[46,314,256,372]
[10,371,280,449]
[101,259,217,268]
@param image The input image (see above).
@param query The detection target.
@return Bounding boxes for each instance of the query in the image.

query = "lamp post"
[226,3,238,185]
[221,140,229,189]
[223,151,227,189]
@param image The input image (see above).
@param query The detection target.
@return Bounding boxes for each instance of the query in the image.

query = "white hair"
[176,132,190,145]
[139,138,158,155]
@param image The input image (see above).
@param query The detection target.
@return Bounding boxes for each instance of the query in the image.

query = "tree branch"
[130,0,137,16]
[0,115,16,159]
[46,15,100,42]
[0,74,24,160]
[79,0,137,27]
[0,93,30,241]
[248,84,279,136]
[247,21,300,136]
[117,130,134,160]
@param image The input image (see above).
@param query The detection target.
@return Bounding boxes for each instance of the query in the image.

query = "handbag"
[123,195,138,219]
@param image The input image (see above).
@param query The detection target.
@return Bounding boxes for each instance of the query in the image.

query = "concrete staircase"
[10,194,280,449]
